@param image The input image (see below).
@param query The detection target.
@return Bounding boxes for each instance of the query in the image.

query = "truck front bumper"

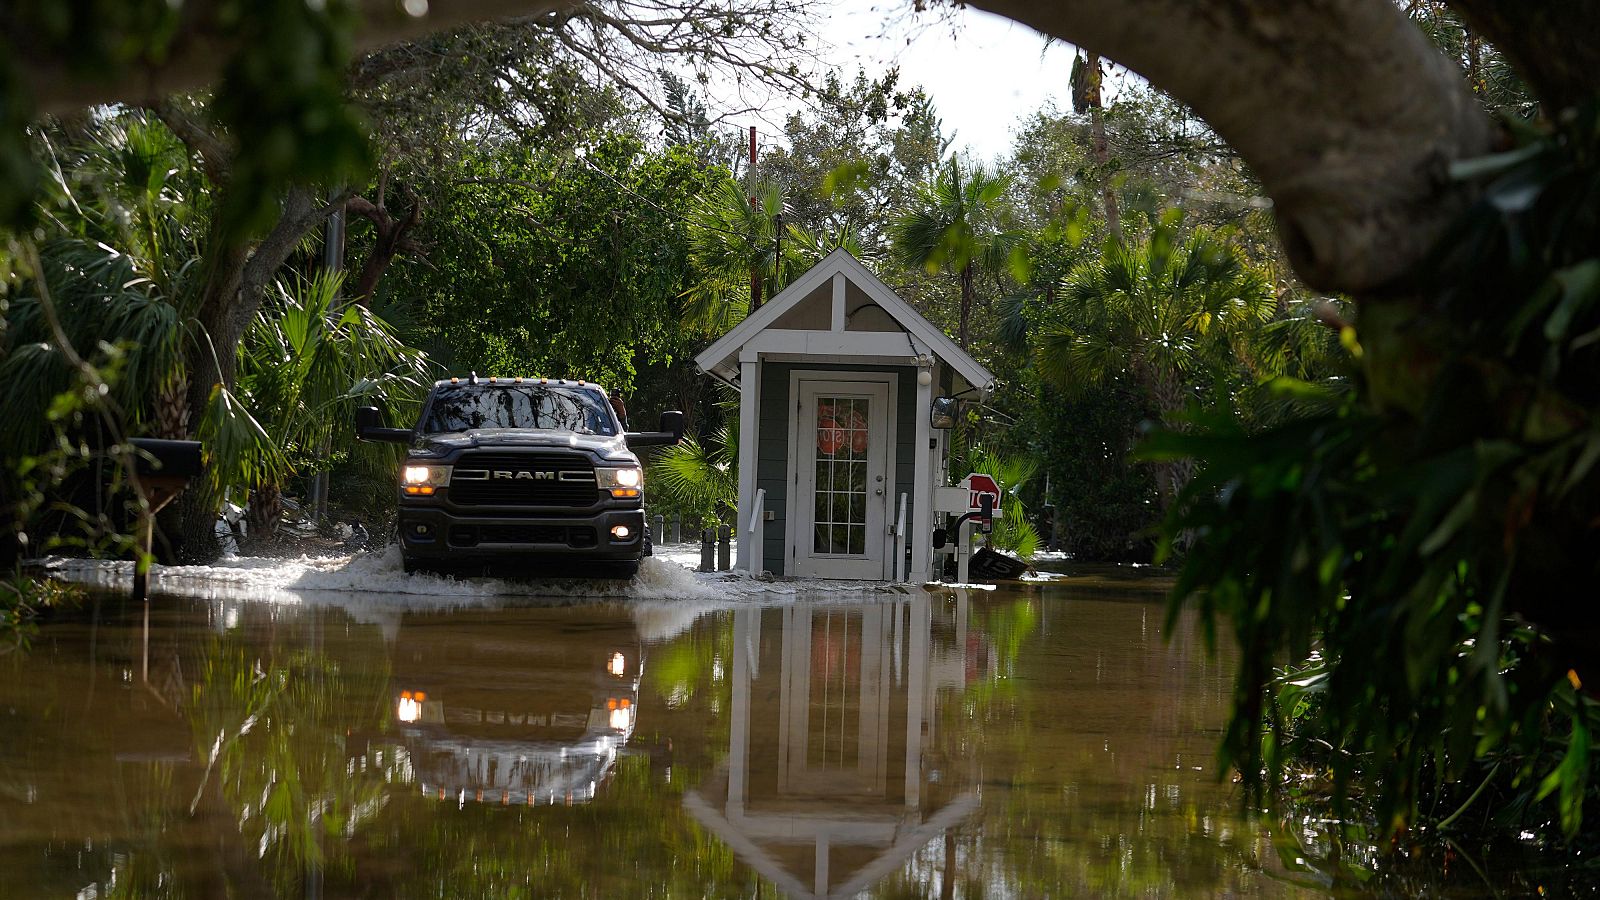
[398,507,647,564]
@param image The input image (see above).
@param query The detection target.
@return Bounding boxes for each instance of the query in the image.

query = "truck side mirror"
[354,406,412,443]
[624,410,685,448]
[930,396,957,430]
[659,410,684,444]
[978,493,994,534]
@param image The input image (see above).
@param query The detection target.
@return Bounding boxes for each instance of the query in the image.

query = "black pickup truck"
[355,376,682,576]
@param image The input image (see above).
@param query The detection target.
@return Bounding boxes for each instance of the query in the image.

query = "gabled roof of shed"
[693,248,996,395]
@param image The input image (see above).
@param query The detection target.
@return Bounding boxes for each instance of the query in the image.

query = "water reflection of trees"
[186,631,394,896]
[0,597,395,896]
[939,592,1296,898]
[677,589,1303,898]
[3,587,1320,897]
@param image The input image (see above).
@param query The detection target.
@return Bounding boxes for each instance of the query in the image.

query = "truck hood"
[413,430,632,460]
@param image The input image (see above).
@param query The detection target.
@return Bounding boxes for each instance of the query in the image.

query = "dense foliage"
[1151,107,1600,852]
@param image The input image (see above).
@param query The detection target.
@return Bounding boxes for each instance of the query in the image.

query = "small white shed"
[694,249,996,582]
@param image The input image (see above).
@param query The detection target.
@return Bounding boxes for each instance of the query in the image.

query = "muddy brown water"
[0,573,1502,897]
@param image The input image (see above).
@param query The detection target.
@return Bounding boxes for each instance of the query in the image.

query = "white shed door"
[792,380,890,579]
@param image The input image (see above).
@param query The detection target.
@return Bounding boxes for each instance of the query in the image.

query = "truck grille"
[450,525,599,548]
[448,453,598,507]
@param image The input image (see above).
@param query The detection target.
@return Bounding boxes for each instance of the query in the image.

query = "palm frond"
[199,383,288,495]
[650,428,738,511]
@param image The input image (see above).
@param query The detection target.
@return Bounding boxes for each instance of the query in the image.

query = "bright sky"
[813,0,1080,162]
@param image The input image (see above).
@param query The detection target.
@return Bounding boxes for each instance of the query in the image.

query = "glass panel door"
[812,396,871,556]
[792,379,891,580]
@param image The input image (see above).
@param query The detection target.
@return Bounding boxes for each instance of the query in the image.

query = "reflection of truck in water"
[355,376,682,576]
[387,609,643,805]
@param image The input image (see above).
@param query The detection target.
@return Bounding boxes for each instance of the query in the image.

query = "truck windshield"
[422,384,617,435]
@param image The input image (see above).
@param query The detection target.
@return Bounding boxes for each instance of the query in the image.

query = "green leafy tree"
[234,270,431,536]
[387,134,713,391]
[757,68,946,256]
[680,177,787,334]
[1033,224,1274,504]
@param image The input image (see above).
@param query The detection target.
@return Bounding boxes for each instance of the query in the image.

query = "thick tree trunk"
[21,0,1563,298]
[958,261,974,349]
[16,0,1535,300]
[1082,53,1122,242]
[245,482,283,542]
[168,181,336,562]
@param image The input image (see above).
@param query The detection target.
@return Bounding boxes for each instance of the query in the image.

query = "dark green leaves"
[211,0,370,234]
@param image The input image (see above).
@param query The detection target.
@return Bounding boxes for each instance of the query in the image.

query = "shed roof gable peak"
[693,249,996,395]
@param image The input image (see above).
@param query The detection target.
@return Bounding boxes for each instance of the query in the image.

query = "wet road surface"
[0,559,1467,897]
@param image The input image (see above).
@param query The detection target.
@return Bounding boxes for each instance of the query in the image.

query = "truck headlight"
[402,465,451,495]
[596,466,643,498]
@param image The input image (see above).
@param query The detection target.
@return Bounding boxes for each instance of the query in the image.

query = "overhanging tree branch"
[966,0,1493,296]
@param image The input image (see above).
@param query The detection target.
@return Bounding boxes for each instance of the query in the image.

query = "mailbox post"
[931,473,1003,584]
[125,438,203,603]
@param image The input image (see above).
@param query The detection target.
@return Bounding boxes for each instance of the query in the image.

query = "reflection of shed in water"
[386,608,643,806]
[687,593,990,898]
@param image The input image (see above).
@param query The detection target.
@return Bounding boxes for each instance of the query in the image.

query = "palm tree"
[968,444,1042,558]
[6,112,207,449]
[6,111,440,556]
[681,177,873,335]
[891,159,1019,348]
[649,421,738,526]
[1034,226,1275,503]
[680,177,785,334]
[233,270,432,535]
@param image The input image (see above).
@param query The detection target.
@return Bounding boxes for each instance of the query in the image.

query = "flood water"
[0,573,1377,897]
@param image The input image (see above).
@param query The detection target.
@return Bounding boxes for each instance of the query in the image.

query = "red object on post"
[962,473,1002,512]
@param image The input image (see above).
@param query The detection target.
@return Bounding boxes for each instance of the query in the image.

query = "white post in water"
[956,519,972,585]
[893,492,908,582]
[747,488,766,576]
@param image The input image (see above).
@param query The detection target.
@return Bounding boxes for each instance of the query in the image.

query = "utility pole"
[748,126,762,313]
[307,187,346,526]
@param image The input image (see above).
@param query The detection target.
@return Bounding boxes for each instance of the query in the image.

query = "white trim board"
[694,248,995,397]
